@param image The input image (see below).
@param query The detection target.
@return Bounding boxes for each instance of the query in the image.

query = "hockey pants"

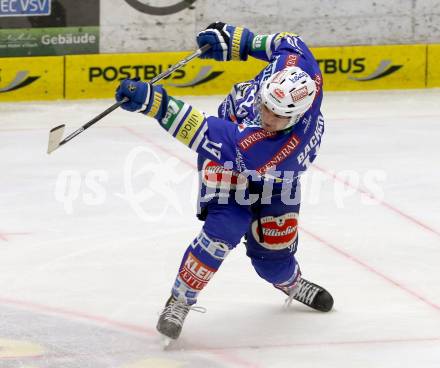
[171,176,301,305]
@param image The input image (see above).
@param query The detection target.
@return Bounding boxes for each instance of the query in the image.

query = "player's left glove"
[115,78,166,119]
[197,22,252,61]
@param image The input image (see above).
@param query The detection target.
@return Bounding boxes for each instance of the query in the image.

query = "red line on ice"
[0,296,259,368]
[300,226,440,312]
[311,164,440,240]
[1,295,439,360]
[0,296,156,336]
[0,232,31,242]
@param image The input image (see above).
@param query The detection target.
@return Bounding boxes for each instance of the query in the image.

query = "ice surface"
[0,89,439,368]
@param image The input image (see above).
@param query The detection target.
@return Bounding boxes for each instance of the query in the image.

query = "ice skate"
[156,295,206,340]
[283,277,334,312]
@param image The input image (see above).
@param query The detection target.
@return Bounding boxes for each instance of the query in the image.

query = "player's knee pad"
[250,254,300,285]
[172,230,231,304]
[194,230,231,260]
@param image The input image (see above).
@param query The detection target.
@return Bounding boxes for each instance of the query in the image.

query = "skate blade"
[160,335,176,350]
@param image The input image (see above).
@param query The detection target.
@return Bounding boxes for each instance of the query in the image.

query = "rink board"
[0,56,63,102]
[313,44,426,90]
[64,52,266,99]
[65,44,425,99]
[0,44,437,101]
[427,44,440,87]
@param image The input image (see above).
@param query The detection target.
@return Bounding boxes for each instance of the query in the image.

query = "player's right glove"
[197,22,252,61]
[115,78,167,119]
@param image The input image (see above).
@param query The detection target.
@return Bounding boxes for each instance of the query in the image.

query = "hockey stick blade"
[47,124,65,154]
[46,45,211,154]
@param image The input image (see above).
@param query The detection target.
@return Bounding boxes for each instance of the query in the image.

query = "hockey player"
[115,22,334,341]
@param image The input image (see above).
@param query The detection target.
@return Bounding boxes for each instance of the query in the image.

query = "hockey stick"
[47,44,211,154]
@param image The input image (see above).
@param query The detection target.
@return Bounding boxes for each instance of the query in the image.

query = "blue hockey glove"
[115,78,166,119]
[197,22,252,61]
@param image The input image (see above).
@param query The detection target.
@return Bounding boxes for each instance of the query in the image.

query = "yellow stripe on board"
[427,44,440,88]
[0,56,63,102]
[0,44,438,102]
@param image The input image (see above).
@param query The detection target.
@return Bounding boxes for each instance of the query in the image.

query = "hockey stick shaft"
[48,44,210,153]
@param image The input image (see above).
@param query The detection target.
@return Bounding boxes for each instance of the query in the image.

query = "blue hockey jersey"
[154,32,324,187]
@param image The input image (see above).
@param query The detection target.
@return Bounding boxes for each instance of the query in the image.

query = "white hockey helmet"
[260,66,316,129]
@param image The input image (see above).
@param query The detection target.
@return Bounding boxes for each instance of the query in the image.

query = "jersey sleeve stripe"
[190,122,208,151]
[175,108,205,146]
[168,104,191,136]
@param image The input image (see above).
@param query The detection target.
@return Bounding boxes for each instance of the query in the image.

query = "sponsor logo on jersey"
[297,115,324,167]
[124,0,197,15]
[257,134,300,174]
[291,86,308,102]
[0,70,40,93]
[251,212,298,249]
[301,114,312,133]
[176,108,204,146]
[238,130,277,151]
[202,159,247,190]
[179,252,215,291]
[284,54,298,67]
[252,35,267,51]
[161,98,183,129]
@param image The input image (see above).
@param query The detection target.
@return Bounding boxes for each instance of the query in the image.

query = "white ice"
[0,89,439,368]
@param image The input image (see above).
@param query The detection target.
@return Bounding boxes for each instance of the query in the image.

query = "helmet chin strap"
[277,113,302,131]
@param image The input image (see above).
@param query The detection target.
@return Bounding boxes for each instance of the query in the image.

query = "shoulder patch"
[252,35,268,51]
